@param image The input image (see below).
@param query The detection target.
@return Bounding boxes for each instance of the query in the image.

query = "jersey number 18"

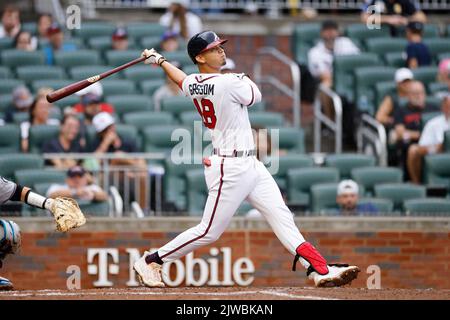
[193,98,217,129]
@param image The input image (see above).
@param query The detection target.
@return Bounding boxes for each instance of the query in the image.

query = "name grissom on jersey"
[189,83,215,96]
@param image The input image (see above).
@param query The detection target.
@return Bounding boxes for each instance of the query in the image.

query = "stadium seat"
[179,111,202,126]
[0,154,44,179]
[354,66,396,114]
[425,96,442,109]
[374,183,426,212]
[383,52,406,68]
[0,79,25,95]
[1,50,45,68]
[424,154,450,189]
[249,101,267,112]
[333,53,380,102]
[345,24,390,48]
[249,112,285,128]
[0,37,14,50]
[311,182,363,214]
[53,95,80,109]
[78,201,109,217]
[375,81,397,108]
[54,50,101,68]
[412,66,438,86]
[21,22,37,35]
[127,22,166,39]
[69,65,121,80]
[72,21,116,39]
[14,169,66,189]
[31,79,72,94]
[263,127,303,153]
[359,198,395,215]
[365,38,408,56]
[0,94,12,113]
[106,95,154,118]
[116,124,139,148]
[421,111,441,129]
[0,125,20,153]
[351,167,403,196]
[265,153,314,191]
[142,125,192,154]
[123,65,165,82]
[101,79,137,96]
[186,169,208,215]
[105,50,142,66]
[292,23,321,65]
[422,24,441,38]
[160,96,194,116]
[16,65,65,84]
[28,125,60,153]
[404,198,450,216]
[139,79,165,96]
[123,111,175,131]
[424,38,450,60]
[139,36,161,50]
[437,52,450,62]
[12,112,29,124]
[287,167,339,208]
[325,154,376,179]
[428,82,448,95]
[183,65,199,75]
[444,130,450,152]
[163,50,195,67]
[87,36,112,51]
[0,66,12,79]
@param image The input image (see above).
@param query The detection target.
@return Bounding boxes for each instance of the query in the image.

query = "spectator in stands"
[37,13,52,39]
[407,95,450,183]
[47,166,107,202]
[153,61,184,111]
[72,83,115,124]
[111,26,129,51]
[20,97,60,152]
[14,30,34,51]
[42,114,85,169]
[159,0,203,40]
[220,58,236,74]
[376,68,414,126]
[4,86,33,123]
[308,20,360,88]
[91,112,148,209]
[336,180,378,216]
[405,21,431,69]
[361,0,427,36]
[43,22,76,65]
[435,58,450,99]
[160,30,180,52]
[0,5,21,39]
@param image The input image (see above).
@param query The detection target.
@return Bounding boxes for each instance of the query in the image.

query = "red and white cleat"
[133,251,165,288]
[308,264,360,287]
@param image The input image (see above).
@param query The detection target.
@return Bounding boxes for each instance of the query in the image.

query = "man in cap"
[112,26,129,51]
[4,85,33,123]
[43,22,77,65]
[336,180,378,216]
[405,21,431,69]
[160,30,180,52]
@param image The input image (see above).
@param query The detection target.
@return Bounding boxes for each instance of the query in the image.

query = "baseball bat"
[46,56,147,103]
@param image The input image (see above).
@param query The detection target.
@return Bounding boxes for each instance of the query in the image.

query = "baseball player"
[0,176,86,290]
[134,31,360,288]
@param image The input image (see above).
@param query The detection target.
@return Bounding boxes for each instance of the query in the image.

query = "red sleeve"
[100,103,115,113]
[73,103,84,113]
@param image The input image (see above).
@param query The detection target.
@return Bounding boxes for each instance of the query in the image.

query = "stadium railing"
[357,114,388,167]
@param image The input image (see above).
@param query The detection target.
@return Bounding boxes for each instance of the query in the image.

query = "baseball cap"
[93,112,115,133]
[321,20,338,31]
[47,22,62,35]
[407,21,424,33]
[395,68,414,83]
[76,82,104,97]
[67,166,86,177]
[12,85,33,109]
[337,180,359,196]
[81,93,101,106]
[161,30,179,42]
[220,58,236,71]
[112,27,128,40]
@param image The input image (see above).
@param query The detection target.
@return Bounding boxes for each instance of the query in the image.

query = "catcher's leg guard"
[293,242,329,275]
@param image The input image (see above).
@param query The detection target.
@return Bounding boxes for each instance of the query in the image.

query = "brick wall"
[2,230,449,290]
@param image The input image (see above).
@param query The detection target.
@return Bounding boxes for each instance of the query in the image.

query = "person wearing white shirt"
[159,0,203,40]
[0,5,21,39]
[407,95,450,183]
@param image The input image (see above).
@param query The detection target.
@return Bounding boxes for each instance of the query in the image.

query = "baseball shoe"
[308,264,360,287]
[0,276,13,291]
[133,252,165,288]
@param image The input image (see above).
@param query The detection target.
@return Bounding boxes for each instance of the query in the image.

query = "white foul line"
[259,290,339,300]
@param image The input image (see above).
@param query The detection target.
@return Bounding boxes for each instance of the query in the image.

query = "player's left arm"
[230,73,262,107]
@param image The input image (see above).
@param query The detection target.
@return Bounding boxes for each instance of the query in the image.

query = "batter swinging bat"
[46,56,147,103]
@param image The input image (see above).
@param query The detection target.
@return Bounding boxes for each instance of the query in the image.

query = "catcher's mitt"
[50,197,86,232]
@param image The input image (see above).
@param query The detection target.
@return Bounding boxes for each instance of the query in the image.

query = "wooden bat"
[46,56,147,103]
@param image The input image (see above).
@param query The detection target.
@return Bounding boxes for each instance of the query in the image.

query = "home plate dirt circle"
[1,287,449,300]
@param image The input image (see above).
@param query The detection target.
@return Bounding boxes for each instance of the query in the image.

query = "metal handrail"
[253,47,301,128]
[313,84,343,154]
[357,114,388,166]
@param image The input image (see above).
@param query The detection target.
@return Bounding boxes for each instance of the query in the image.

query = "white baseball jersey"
[0,177,16,205]
[181,73,262,152]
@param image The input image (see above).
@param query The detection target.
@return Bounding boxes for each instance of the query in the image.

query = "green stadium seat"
[105,50,141,66]
[384,52,406,68]
[422,24,441,38]
[0,38,14,50]
[179,111,202,126]
[28,125,60,153]
[311,182,363,214]
[424,38,450,60]
[437,52,450,62]
[163,50,194,67]
[183,65,199,75]
[123,65,165,82]
[424,154,450,189]
[351,167,403,196]
[0,94,12,112]
[375,81,397,108]
[428,82,448,95]
[421,111,441,129]
[1,50,45,68]
[160,96,194,116]
[138,79,165,96]
[0,66,11,79]
[127,22,166,39]
[359,198,395,215]
[267,127,305,153]
[325,154,376,178]
[333,53,380,102]
[186,169,208,215]
[0,79,25,95]
[345,24,391,48]
[12,112,29,124]
[404,198,450,216]
[354,66,396,114]
[425,96,442,109]
[116,124,139,147]
[412,66,438,86]
[21,22,37,35]
[0,125,20,153]
[87,36,113,51]
[249,112,285,128]
[16,66,65,84]
[14,169,66,189]
[265,154,313,191]
[78,200,110,217]
[249,101,266,112]
[54,50,101,68]
[106,95,153,118]
[34,182,53,196]
[365,38,408,56]
[292,23,321,65]
[123,111,175,131]
[69,65,121,80]
[287,167,339,208]
[31,79,72,93]
[140,36,161,50]
[53,95,79,109]
[374,183,426,212]
[0,154,44,179]
[444,130,450,152]
[142,125,192,154]
[447,25,450,37]
[101,79,136,96]
[72,22,116,39]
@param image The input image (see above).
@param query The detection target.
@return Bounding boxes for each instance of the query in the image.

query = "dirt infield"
[1,287,449,300]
